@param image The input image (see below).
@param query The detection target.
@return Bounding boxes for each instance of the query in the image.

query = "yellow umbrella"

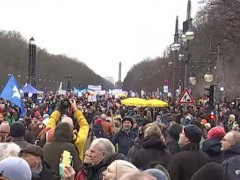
[118,93,127,98]
[121,97,147,107]
[147,99,168,107]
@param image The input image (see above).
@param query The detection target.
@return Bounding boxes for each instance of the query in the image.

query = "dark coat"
[191,162,224,180]
[81,153,126,180]
[166,135,180,155]
[10,136,31,149]
[32,162,57,180]
[127,136,143,162]
[222,143,240,180]
[43,123,82,178]
[111,129,137,156]
[202,138,223,163]
[168,142,210,180]
[131,136,172,170]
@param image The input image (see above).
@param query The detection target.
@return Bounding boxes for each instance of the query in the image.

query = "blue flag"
[0,75,26,118]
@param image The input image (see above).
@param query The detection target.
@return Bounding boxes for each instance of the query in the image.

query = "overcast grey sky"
[0,0,202,82]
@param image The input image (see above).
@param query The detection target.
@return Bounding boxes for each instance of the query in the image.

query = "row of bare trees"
[0,31,114,91]
[123,0,240,101]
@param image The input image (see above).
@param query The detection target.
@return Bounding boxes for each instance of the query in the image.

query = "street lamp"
[204,73,214,83]
[28,37,37,86]
[181,0,195,90]
[170,16,181,102]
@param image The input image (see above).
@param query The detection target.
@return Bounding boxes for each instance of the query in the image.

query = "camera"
[60,98,71,109]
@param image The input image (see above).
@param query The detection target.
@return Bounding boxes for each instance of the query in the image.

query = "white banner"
[88,85,102,91]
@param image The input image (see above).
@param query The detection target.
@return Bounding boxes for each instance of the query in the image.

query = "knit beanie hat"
[0,121,10,133]
[10,122,25,137]
[184,125,203,143]
[191,162,224,180]
[207,126,226,140]
[168,124,183,140]
[122,116,133,126]
[0,157,32,180]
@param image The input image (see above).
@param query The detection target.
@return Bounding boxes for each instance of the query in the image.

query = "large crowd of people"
[0,92,239,180]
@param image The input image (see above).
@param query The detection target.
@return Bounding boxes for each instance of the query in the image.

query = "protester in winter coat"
[168,125,210,180]
[221,130,240,180]
[47,98,89,161]
[131,124,172,170]
[28,116,44,139]
[21,144,57,180]
[9,121,31,149]
[75,138,126,180]
[202,126,225,163]
[19,118,35,144]
[43,122,82,178]
[165,123,182,155]
[111,116,137,156]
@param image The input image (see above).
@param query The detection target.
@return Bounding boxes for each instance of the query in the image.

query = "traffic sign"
[178,89,195,104]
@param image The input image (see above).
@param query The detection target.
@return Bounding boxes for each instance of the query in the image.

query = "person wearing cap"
[9,121,31,149]
[168,125,210,180]
[202,126,226,163]
[21,144,56,180]
[111,116,137,156]
[0,157,32,180]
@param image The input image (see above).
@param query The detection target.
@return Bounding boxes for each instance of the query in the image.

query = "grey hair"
[229,130,240,144]
[91,138,115,156]
[0,143,21,161]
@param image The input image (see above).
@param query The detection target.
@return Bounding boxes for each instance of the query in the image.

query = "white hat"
[43,118,50,126]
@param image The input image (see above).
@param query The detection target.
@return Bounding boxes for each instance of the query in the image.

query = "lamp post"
[170,16,181,102]
[28,37,37,86]
[182,0,194,90]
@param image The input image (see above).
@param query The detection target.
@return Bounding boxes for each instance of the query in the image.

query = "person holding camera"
[46,98,89,161]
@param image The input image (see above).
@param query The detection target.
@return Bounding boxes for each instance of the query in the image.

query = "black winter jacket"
[83,153,126,180]
[131,136,172,170]
[222,143,240,180]
[202,138,223,163]
[168,142,210,180]
[111,129,137,156]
